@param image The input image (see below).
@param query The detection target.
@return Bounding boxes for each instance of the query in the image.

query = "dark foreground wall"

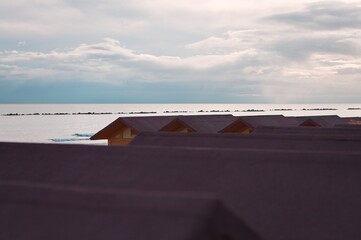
[1,142,361,240]
[0,181,258,240]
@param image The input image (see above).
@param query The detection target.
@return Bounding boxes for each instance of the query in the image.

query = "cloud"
[0,0,310,53]
[17,41,26,47]
[0,1,360,103]
[0,38,262,84]
[270,34,361,60]
[0,0,149,43]
[1,34,360,103]
[268,1,361,30]
[185,30,270,54]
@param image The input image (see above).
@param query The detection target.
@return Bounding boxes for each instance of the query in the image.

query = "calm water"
[1,104,360,144]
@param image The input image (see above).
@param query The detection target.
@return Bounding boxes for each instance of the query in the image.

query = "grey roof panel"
[297,115,349,127]
[253,126,361,135]
[129,131,361,152]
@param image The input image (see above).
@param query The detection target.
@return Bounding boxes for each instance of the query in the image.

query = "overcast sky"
[1,0,360,103]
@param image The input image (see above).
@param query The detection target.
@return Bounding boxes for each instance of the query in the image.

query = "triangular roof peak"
[159,118,197,132]
[160,114,237,133]
[219,115,300,133]
[91,116,177,140]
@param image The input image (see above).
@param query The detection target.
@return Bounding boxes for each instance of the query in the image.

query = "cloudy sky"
[1,0,360,103]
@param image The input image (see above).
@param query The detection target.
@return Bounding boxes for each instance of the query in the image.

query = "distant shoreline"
[2,107,360,117]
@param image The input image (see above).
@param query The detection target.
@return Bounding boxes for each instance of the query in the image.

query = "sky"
[0,0,361,103]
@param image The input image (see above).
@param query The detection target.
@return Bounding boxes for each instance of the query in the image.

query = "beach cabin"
[90,116,176,145]
[297,115,349,127]
[159,115,237,133]
[219,115,300,134]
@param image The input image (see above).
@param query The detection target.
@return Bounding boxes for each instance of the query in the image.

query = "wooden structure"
[90,116,176,145]
[91,115,360,145]
[91,115,237,145]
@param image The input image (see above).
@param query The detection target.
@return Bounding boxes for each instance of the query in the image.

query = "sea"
[1,104,360,145]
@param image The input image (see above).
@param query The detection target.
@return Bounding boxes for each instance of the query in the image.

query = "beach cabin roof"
[90,116,177,140]
[160,114,237,133]
[253,125,361,136]
[297,115,348,127]
[0,182,254,240]
[343,117,361,126]
[130,131,361,152]
[335,124,361,129]
[219,115,300,133]
[1,142,361,240]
